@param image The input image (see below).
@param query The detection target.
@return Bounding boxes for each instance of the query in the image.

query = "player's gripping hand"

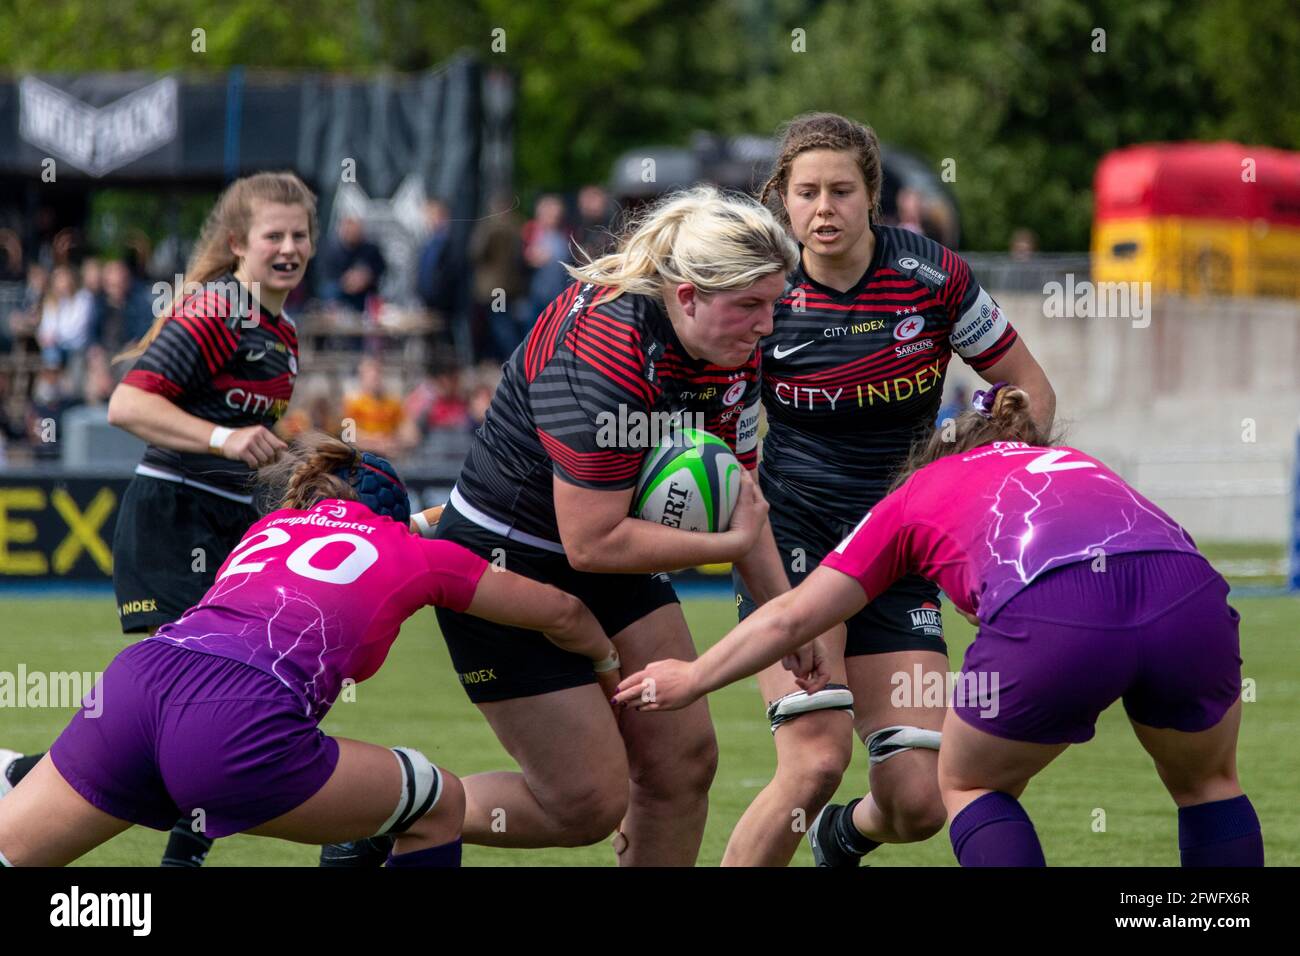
[221,425,287,468]
[723,472,770,560]
[595,666,624,710]
[612,659,700,712]
[783,638,832,696]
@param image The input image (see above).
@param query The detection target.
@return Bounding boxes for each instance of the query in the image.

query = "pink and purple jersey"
[152,499,488,720]
[820,443,1200,620]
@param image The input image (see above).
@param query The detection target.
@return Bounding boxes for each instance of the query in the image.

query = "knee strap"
[865,725,942,765]
[767,683,855,734]
[376,747,443,836]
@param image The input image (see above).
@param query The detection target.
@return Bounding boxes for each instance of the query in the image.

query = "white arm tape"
[209,425,234,452]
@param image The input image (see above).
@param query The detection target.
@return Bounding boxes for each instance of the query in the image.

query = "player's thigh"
[1130,699,1243,805]
[847,649,948,798]
[0,755,132,866]
[937,707,1067,799]
[613,603,718,789]
[848,648,948,737]
[477,681,629,809]
[245,737,406,843]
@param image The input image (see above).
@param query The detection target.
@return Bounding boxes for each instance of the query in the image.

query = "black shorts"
[734,474,948,658]
[433,499,680,703]
[112,475,259,633]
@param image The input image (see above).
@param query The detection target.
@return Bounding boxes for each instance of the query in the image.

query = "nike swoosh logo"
[772,341,814,360]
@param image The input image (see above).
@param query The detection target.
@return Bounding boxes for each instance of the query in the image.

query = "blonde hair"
[254,432,359,514]
[565,185,798,304]
[116,171,318,364]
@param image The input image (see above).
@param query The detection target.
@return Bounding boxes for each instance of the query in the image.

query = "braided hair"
[758,112,883,229]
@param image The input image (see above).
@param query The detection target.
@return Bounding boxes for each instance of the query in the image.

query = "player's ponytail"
[565,185,798,304]
[889,385,1058,492]
[255,432,359,514]
[115,171,318,364]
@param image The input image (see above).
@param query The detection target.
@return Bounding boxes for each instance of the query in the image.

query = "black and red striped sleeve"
[122,291,240,399]
[530,309,656,491]
[942,251,1018,372]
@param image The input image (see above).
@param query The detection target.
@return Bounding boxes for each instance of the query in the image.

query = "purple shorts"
[954,551,1242,745]
[49,639,340,837]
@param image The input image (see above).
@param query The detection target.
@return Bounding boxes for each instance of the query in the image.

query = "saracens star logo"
[893,316,924,341]
[723,381,747,406]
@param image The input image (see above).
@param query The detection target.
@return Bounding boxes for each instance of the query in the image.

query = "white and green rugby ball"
[633,428,742,532]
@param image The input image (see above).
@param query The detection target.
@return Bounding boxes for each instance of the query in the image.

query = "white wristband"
[209,426,234,454]
[593,649,621,673]
[411,510,433,537]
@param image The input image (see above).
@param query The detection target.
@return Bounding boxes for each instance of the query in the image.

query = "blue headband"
[334,451,410,525]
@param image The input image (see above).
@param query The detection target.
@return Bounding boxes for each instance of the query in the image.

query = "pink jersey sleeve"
[819,483,913,601]
[415,538,489,612]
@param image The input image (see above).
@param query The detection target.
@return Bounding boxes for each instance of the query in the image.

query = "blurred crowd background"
[0,176,980,468]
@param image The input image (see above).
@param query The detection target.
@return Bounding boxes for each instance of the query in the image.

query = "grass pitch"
[1,586,1295,867]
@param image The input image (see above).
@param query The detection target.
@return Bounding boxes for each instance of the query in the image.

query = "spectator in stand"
[6,263,48,354]
[894,187,928,235]
[37,265,95,367]
[92,260,156,363]
[572,185,616,261]
[467,381,494,429]
[26,354,80,461]
[936,383,970,427]
[519,194,572,333]
[404,365,473,436]
[278,388,341,443]
[1010,228,1039,261]
[469,193,526,362]
[0,229,24,282]
[417,198,458,312]
[341,355,418,458]
[81,346,116,408]
[321,217,386,313]
[416,198,465,348]
[80,257,103,298]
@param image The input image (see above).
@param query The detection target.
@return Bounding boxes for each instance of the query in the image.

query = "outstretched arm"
[614,566,867,711]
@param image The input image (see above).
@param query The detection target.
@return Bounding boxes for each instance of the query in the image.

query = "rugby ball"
[633,428,742,532]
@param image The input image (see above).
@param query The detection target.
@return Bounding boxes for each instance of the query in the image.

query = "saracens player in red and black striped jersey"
[454,280,761,545]
[761,224,1015,525]
[122,272,299,497]
[431,187,813,866]
[723,113,1057,869]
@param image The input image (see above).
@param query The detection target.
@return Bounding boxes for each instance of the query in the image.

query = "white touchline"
[772,341,815,360]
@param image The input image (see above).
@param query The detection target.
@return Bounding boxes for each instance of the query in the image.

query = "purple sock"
[1178,795,1263,867]
[949,792,1046,867]
[386,838,463,868]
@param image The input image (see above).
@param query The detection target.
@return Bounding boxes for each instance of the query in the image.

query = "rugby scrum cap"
[335,451,411,525]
